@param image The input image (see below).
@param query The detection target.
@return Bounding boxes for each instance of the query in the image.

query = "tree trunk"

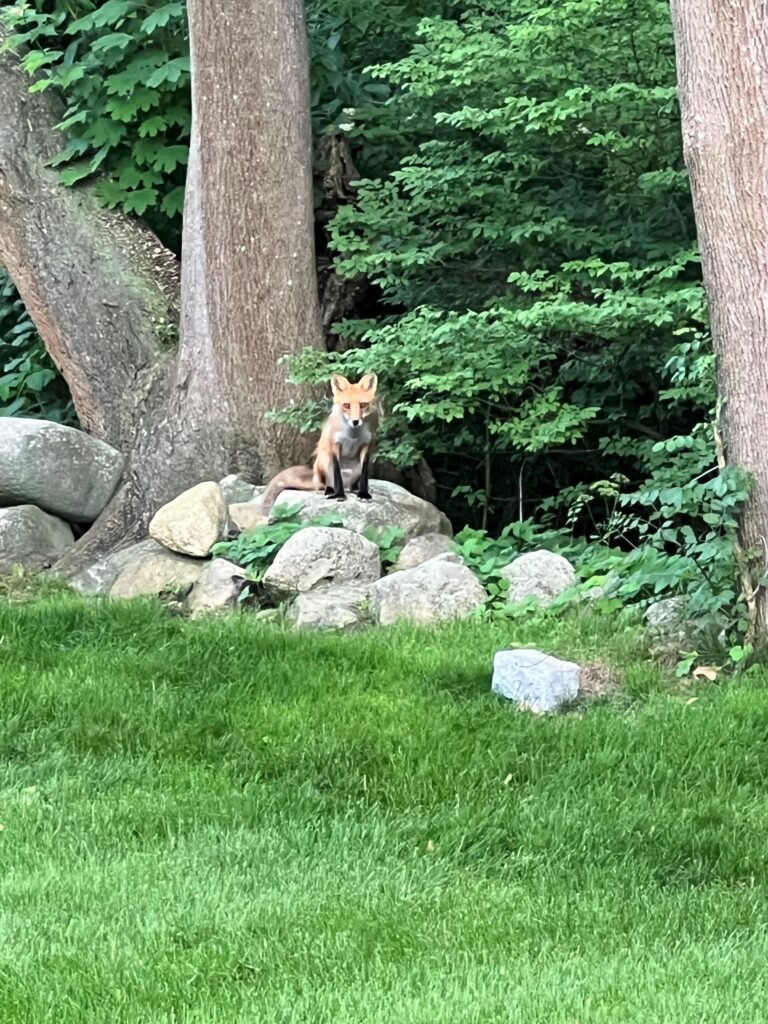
[0,1,323,572]
[182,0,323,477]
[669,0,768,633]
[0,23,178,450]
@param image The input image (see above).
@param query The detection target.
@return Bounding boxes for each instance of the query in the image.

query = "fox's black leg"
[357,448,372,501]
[331,453,346,500]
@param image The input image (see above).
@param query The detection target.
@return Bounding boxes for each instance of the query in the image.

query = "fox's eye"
[360,404,368,412]
[342,403,350,411]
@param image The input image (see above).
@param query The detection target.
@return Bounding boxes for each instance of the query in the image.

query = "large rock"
[392,532,455,572]
[68,539,166,596]
[262,526,381,600]
[0,418,123,522]
[0,505,75,569]
[149,481,227,556]
[492,649,580,713]
[370,553,486,626]
[111,549,203,599]
[501,549,577,608]
[287,584,373,631]
[271,480,452,542]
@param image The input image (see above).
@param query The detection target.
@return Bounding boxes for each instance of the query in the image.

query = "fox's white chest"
[334,422,372,462]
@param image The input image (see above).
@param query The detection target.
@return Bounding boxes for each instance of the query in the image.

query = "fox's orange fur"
[260,373,379,515]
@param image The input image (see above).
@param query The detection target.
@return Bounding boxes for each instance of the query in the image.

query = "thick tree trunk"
[669,0,768,633]
[182,0,323,478]
[0,1,323,572]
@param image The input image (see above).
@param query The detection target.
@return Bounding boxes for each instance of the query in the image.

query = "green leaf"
[141,3,184,34]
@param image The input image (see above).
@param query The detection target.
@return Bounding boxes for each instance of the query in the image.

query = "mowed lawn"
[2,597,768,1022]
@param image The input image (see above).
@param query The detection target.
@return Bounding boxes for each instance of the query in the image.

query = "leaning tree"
[670,0,768,635]
[0,0,323,572]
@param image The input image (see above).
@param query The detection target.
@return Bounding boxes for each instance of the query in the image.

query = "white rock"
[149,481,227,557]
[492,649,580,712]
[370,553,486,626]
[0,417,123,522]
[262,526,381,600]
[501,549,577,608]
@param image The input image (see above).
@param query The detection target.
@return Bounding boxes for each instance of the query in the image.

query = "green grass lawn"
[2,595,768,1022]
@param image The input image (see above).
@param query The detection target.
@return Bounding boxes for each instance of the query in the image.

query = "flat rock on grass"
[492,648,580,713]
[370,553,486,626]
[0,504,75,570]
[263,526,381,601]
[0,417,123,522]
[287,584,373,631]
[149,481,227,556]
[111,549,203,599]
[271,480,453,542]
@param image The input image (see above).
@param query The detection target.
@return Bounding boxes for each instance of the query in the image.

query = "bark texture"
[0,2,323,571]
[0,23,178,448]
[670,0,768,631]
[182,0,323,479]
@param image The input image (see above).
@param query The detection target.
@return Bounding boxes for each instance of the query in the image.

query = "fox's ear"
[359,372,378,393]
[330,374,351,396]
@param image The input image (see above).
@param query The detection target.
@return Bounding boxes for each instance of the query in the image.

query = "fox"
[260,373,380,516]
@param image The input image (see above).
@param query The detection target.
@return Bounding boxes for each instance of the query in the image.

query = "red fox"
[260,373,379,515]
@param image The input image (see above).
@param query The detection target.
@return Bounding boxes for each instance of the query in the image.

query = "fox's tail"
[260,465,316,516]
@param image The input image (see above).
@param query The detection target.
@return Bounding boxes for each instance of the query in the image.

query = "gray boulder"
[492,649,580,713]
[287,584,373,631]
[262,526,381,600]
[0,504,75,569]
[370,553,486,626]
[188,558,246,617]
[149,481,227,557]
[0,417,123,522]
[271,479,452,542]
[392,532,455,572]
[219,475,262,505]
[111,549,203,599]
[68,539,167,596]
[501,549,577,608]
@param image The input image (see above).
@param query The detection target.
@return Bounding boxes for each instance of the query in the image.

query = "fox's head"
[330,373,378,429]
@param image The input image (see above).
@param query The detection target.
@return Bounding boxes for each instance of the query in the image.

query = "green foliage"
[1,0,191,243]
[362,524,406,567]
[284,0,708,531]
[0,271,73,421]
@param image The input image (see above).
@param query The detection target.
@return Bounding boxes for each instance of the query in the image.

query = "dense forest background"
[0,0,735,575]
